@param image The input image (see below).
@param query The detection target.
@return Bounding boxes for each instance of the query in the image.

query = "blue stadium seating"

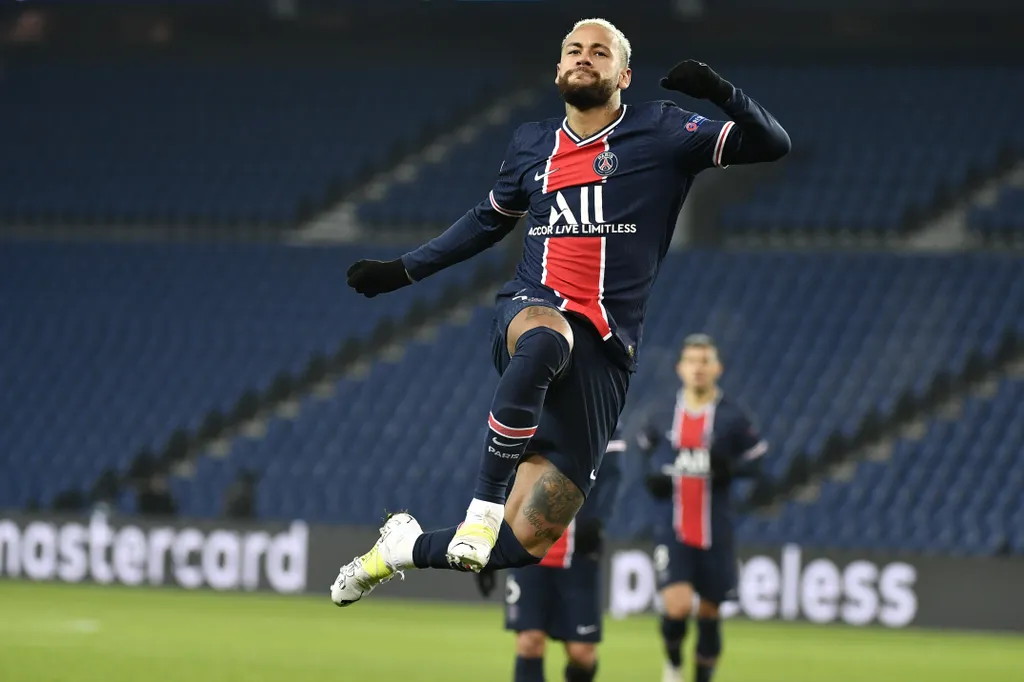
[0,59,502,226]
[165,250,1022,556]
[969,187,1024,238]
[739,378,1024,556]
[358,64,1024,234]
[0,240,502,510]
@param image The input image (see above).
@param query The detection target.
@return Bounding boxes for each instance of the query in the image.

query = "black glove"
[346,259,412,298]
[475,569,497,598]
[645,473,673,499]
[710,454,733,480]
[574,517,604,557]
[660,60,734,106]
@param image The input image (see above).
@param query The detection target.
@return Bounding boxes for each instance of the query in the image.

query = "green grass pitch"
[1,581,1021,682]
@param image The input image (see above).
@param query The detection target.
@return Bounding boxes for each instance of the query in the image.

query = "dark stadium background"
[0,1,1022,680]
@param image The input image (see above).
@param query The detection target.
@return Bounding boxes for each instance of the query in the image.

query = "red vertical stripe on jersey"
[674,476,710,549]
[542,237,612,339]
[672,411,712,549]
[544,130,605,194]
[538,519,576,569]
[673,412,707,451]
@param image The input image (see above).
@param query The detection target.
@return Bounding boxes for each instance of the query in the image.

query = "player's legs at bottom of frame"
[514,631,599,682]
[659,584,723,682]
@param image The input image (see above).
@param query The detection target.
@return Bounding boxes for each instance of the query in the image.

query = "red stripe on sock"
[488,413,538,439]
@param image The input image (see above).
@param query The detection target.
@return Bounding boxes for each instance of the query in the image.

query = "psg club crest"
[685,121,699,132]
[593,151,618,177]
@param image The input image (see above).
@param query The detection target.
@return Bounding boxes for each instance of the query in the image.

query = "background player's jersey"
[535,424,626,569]
[641,392,767,549]
[405,101,736,371]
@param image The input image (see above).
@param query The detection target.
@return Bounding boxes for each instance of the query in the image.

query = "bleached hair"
[562,18,632,67]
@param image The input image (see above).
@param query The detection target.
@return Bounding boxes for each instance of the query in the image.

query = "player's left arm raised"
[661,60,791,169]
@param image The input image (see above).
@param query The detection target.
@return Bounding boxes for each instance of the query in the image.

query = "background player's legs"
[694,600,722,682]
[660,582,694,682]
[412,453,584,567]
[451,305,574,570]
[514,630,547,682]
[564,642,598,682]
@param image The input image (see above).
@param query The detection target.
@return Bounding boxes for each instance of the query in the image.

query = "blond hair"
[562,18,632,67]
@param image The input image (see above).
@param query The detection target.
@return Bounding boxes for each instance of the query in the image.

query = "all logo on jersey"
[593,151,618,177]
[663,448,711,476]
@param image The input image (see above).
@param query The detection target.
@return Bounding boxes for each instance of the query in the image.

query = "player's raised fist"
[346,258,412,298]
[659,60,733,104]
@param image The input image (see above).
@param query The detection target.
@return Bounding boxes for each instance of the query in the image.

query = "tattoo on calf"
[521,470,583,542]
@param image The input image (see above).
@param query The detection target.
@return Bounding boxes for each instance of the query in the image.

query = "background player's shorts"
[504,557,603,643]
[654,537,738,605]
[491,287,629,498]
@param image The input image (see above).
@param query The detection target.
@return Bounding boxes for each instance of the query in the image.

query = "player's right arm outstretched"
[347,130,528,298]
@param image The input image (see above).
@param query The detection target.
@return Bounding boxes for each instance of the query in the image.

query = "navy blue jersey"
[641,392,766,549]
[400,92,786,371]
[535,424,625,569]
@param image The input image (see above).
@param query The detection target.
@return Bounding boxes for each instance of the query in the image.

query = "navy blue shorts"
[654,538,738,605]
[504,558,603,643]
[491,288,629,498]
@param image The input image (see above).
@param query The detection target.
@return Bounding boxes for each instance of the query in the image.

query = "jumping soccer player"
[332,17,789,607]
[475,427,625,682]
[639,334,768,682]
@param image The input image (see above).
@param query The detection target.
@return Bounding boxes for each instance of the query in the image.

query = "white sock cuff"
[468,498,505,522]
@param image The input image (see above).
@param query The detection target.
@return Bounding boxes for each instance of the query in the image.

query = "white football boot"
[330,512,422,607]
[662,663,684,682]
[445,498,504,572]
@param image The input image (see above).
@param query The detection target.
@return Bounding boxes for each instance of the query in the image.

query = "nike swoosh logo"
[576,625,598,635]
[590,470,597,481]
[534,168,559,181]
[492,437,519,448]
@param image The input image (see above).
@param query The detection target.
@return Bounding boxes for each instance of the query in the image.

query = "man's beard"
[557,68,616,111]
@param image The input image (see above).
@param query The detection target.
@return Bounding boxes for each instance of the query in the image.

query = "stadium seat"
[749,378,1024,556]
[0,58,505,227]
[0,240,502,508]
[968,187,1024,239]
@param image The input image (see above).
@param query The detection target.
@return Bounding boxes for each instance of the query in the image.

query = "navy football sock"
[412,520,541,570]
[473,326,570,503]
[514,656,545,682]
[564,661,597,681]
[660,616,687,669]
[695,618,721,682]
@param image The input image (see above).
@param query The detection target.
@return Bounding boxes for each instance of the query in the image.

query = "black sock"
[514,656,545,682]
[412,520,542,569]
[473,326,570,503]
[660,616,688,669]
[564,661,597,681]
[694,666,714,682]
[694,617,721,682]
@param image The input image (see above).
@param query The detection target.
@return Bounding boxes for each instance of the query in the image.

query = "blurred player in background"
[476,426,626,682]
[638,334,768,682]
[333,16,788,609]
